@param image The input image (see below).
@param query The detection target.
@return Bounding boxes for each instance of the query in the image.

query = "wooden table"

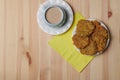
[0,0,120,80]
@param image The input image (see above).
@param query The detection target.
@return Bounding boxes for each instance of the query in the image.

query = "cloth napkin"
[48,13,95,72]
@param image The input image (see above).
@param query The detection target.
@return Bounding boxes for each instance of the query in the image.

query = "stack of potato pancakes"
[72,20,108,55]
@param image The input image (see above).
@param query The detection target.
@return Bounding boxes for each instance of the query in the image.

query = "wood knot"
[20,37,24,40]
[26,51,32,65]
[108,11,112,18]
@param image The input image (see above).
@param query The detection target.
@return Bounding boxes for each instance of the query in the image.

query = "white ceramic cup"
[44,6,67,27]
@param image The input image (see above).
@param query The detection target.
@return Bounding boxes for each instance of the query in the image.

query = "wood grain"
[0,0,120,80]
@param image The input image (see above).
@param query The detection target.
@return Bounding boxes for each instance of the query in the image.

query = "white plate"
[72,19,111,56]
[37,0,73,35]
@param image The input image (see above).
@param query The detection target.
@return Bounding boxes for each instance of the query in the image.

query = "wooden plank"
[39,34,51,80]
[28,0,40,80]
[0,0,5,80]
[108,0,120,80]
[16,0,30,80]
[4,0,19,80]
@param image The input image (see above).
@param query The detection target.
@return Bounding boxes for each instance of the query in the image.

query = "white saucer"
[72,19,110,56]
[37,0,73,35]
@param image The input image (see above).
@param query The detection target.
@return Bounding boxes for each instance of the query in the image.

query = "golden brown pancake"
[94,25,108,38]
[91,20,100,26]
[80,39,97,55]
[92,35,107,52]
[76,20,95,37]
[72,34,89,49]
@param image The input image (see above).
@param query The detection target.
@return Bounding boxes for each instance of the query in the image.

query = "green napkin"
[48,13,94,72]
